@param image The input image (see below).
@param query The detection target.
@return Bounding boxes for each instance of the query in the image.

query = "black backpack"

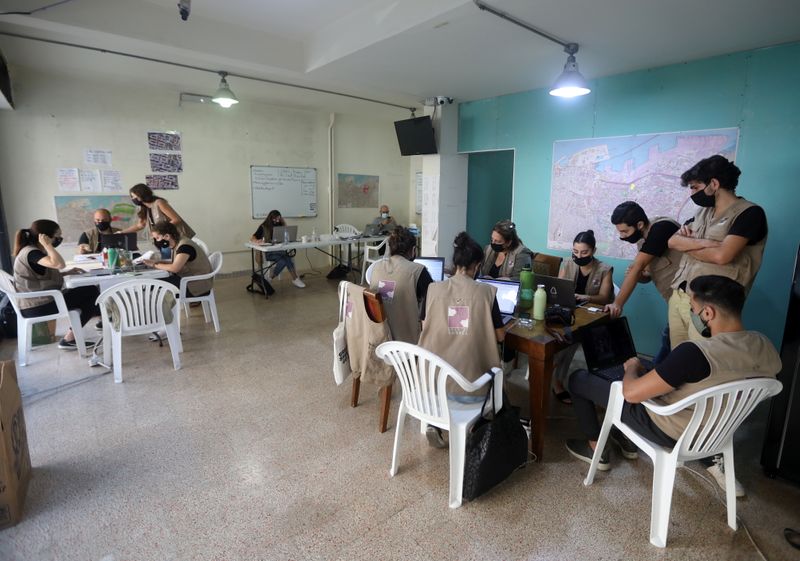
[0,301,16,339]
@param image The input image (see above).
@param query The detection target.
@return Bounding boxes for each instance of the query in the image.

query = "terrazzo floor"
[0,273,798,561]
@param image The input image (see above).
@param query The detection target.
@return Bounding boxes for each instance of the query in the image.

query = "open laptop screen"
[414,257,445,282]
[476,278,519,315]
[582,317,637,371]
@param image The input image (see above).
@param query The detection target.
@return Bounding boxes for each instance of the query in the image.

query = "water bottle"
[102,247,109,268]
[283,229,289,244]
[311,227,317,241]
[519,265,534,310]
[107,247,119,270]
[533,284,547,321]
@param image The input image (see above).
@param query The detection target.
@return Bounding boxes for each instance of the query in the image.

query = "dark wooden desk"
[504,307,608,461]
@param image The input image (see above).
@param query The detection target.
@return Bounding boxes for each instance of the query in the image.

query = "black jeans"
[568,369,676,448]
[20,286,100,325]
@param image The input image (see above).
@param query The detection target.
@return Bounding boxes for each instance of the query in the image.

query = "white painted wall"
[0,66,411,274]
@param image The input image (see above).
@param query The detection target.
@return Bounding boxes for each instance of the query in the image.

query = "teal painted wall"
[467,150,514,243]
[459,43,800,354]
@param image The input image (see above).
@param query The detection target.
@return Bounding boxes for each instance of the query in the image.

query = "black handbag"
[462,375,529,502]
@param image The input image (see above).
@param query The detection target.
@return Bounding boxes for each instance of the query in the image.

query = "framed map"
[548,128,739,259]
[54,195,146,244]
[337,173,379,208]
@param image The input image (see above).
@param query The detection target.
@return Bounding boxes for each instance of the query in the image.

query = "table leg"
[528,352,554,461]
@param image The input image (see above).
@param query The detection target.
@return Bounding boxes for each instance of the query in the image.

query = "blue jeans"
[266,251,295,278]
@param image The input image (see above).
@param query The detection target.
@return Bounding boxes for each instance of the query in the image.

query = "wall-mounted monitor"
[394,116,437,156]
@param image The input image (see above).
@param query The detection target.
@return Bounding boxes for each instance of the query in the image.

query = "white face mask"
[381,212,389,219]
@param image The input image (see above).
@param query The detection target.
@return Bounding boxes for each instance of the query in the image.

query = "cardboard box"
[0,361,31,529]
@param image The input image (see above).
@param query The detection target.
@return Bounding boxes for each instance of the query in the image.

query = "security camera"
[178,0,191,21]
[422,96,454,106]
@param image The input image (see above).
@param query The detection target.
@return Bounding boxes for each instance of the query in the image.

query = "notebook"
[536,274,577,309]
[271,225,298,243]
[581,317,653,381]
[476,278,519,323]
[414,256,445,282]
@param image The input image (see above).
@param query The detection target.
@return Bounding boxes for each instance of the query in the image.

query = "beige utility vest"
[12,246,64,309]
[562,258,612,297]
[176,238,213,295]
[148,200,196,239]
[418,274,500,396]
[638,217,682,302]
[480,244,534,280]
[648,331,781,441]
[671,197,766,294]
[82,226,121,253]
[369,255,425,344]
[344,282,393,386]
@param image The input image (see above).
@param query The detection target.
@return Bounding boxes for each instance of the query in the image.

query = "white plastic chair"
[364,260,381,285]
[192,237,210,255]
[334,224,361,237]
[96,279,182,383]
[0,270,87,365]
[361,238,388,285]
[375,341,503,509]
[584,378,783,548]
[180,251,223,333]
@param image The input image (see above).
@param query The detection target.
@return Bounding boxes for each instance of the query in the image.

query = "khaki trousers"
[667,288,702,349]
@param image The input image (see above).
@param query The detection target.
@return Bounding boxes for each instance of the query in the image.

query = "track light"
[211,71,238,108]
[549,43,591,98]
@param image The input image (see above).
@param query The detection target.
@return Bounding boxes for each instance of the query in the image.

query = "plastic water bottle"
[283,229,289,244]
[519,265,534,310]
[533,284,547,321]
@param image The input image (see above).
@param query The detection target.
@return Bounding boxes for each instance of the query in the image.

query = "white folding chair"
[192,237,210,255]
[0,270,88,365]
[361,238,388,285]
[179,251,223,333]
[96,279,182,383]
[584,378,783,547]
[375,341,503,509]
[334,224,360,237]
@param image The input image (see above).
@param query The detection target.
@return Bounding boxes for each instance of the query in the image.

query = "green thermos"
[519,265,534,310]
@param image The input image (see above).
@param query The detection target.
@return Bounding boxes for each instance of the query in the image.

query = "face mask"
[381,212,389,219]
[572,254,592,267]
[620,228,643,244]
[690,187,716,207]
[690,308,711,337]
[273,219,282,225]
[490,242,505,253]
[131,198,143,206]
[154,239,170,249]
[96,221,111,231]
[52,237,63,248]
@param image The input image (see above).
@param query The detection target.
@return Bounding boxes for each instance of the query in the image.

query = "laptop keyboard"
[592,358,655,382]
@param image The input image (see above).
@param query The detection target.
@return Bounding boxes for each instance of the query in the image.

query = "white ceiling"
[0,0,798,116]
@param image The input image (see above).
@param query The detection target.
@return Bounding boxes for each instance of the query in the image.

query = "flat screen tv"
[394,116,437,156]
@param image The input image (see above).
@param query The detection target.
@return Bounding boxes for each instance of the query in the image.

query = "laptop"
[476,278,519,323]
[101,232,138,251]
[581,317,653,381]
[536,274,577,309]
[158,246,174,264]
[414,256,445,282]
[363,223,382,236]
[271,225,298,243]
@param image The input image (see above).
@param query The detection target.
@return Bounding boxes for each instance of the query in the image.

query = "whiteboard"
[250,165,317,218]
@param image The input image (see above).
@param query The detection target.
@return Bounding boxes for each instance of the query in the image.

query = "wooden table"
[504,307,609,461]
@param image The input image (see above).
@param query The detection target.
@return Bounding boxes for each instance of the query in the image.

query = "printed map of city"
[547,128,739,259]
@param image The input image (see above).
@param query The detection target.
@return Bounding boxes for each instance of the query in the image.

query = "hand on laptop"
[624,357,646,377]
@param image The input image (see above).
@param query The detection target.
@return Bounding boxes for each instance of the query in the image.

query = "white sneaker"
[706,456,745,498]
[292,278,306,288]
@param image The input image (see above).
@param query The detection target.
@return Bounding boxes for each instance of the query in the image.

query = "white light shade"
[549,54,591,98]
[211,73,239,108]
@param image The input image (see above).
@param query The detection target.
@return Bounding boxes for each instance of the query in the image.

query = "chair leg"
[584,418,613,486]
[722,446,738,531]
[18,321,32,366]
[183,302,190,319]
[378,383,392,433]
[67,311,87,358]
[351,376,361,407]
[208,293,220,333]
[112,332,123,384]
[201,301,211,323]
[165,323,182,370]
[389,403,407,477]
[649,454,678,548]
[448,423,467,509]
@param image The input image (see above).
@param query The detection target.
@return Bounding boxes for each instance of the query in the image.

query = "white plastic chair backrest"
[193,237,210,255]
[376,341,500,426]
[365,261,380,285]
[208,251,223,276]
[652,378,782,460]
[335,224,361,236]
[0,272,21,313]
[97,279,179,332]
[367,238,388,252]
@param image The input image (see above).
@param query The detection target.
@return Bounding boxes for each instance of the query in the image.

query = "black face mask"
[691,188,716,207]
[52,237,63,248]
[572,254,592,267]
[490,243,505,253]
[131,198,144,206]
[621,228,643,244]
[96,221,111,232]
[154,239,170,249]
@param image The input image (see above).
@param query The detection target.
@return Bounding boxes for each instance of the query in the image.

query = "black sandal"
[552,389,572,405]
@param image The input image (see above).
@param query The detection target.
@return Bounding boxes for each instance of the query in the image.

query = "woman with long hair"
[120,183,196,239]
[250,209,305,289]
[479,219,534,280]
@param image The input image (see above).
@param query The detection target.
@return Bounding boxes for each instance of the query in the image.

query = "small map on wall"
[548,127,739,259]
[337,173,379,208]
[54,195,146,244]
[146,174,179,190]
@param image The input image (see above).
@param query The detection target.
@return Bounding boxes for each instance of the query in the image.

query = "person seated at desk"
[250,209,305,289]
[479,219,533,280]
[552,229,614,404]
[371,204,398,232]
[417,232,508,447]
[78,208,120,254]
[369,227,433,344]
[143,221,212,298]
[12,219,99,350]
[120,183,197,240]
[565,275,781,472]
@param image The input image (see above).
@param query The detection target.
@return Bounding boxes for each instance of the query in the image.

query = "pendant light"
[211,71,239,108]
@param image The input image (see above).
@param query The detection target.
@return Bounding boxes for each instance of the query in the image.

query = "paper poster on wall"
[146,174,179,190]
[421,175,439,253]
[54,195,145,244]
[415,171,423,215]
[102,170,123,192]
[57,168,80,192]
[79,169,102,193]
[548,127,739,259]
[337,173,379,208]
[84,149,112,166]
[149,153,183,173]
[147,131,182,152]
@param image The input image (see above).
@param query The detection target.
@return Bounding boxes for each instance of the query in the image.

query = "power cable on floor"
[22,369,111,405]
